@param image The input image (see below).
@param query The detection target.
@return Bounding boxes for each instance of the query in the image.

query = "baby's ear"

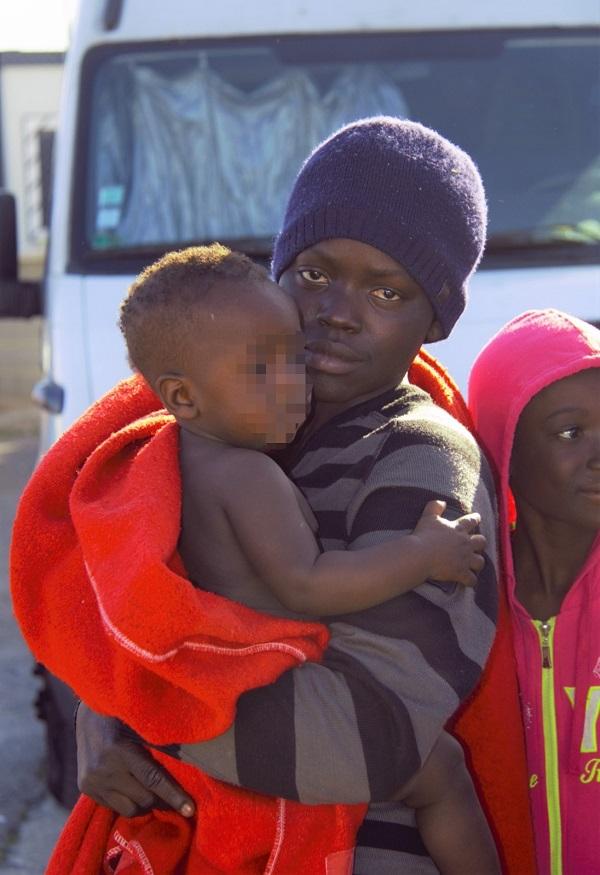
[155,373,200,420]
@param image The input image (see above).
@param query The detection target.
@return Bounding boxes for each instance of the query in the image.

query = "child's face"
[190,280,308,449]
[510,367,600,532]
[278,238,441,410]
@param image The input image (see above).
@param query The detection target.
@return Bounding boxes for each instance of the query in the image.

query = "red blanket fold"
[11,354,536,874]
[12,377,330,744]
[11,374,364,873]
[50,752,361,875]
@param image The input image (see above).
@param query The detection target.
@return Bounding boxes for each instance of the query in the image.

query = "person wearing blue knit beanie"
[273,116,487,338]
[75,117,529,874]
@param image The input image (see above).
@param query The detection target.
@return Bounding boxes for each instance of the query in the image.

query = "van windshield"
[79,29,600,265]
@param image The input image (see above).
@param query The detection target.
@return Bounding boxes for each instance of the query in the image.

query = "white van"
[1,0,599,805]
[0,0,595,448]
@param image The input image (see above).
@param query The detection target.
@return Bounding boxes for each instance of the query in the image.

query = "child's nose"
[316,285,361,334]
[587,434,600,468]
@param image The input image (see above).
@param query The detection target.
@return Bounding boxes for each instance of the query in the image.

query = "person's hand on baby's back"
[412,500,486,587]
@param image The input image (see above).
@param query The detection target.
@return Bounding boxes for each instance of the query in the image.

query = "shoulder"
[371,386,484,474]
[187,444,287,496]
[218,447,284,479]
[349,387,496,524]
[225,451,304,517]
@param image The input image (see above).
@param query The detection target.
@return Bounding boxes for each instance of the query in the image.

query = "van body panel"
[43,273,88,429]
[437,266,600,389]
[82,275,131,398]
[72,0,600,44]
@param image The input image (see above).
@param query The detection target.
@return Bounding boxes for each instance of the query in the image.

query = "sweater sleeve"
[165,415,499,804]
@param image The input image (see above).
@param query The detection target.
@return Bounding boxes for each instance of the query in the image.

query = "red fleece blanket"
[11,351,536,874]
[11,376,363,873]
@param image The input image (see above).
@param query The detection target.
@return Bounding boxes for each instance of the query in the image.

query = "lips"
[579,485,600,502]
[304,339,363,375]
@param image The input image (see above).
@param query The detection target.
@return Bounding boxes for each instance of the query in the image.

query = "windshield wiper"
[487,221,600,253]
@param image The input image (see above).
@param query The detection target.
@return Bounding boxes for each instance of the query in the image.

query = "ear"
[424,318,444,344]
[155,373,201,420]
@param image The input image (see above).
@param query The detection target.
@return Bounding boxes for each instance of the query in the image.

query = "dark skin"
[280,238,443,437]
[510,368,600,620]
[79,239,457,629]
[157,278,309,450]
[165,276,484,615]
[77,239,500,874]
[180,439,484,616]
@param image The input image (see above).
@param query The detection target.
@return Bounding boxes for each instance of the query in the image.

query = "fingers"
[456,545,486,586]
[470,553,486,573]
[456,569,479,588]
[75,709,196,818]
[78,768,154,816]
[102,790,150,819]
[455,511,481,533]
[420,499,447,518]
[470,533,487,554]
[127,752,195,817]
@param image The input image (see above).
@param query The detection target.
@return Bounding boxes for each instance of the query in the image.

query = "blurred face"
[510,368,600,532]
[189,280,308,449]
[278,238,441,409]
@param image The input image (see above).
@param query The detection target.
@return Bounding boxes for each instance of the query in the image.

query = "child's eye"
[371,287,402,302]
[253,363,268,375]
[298,268,327,285]
[557,426,580,440]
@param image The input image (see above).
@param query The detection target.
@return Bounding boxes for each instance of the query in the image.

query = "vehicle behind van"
[1,0,599,806]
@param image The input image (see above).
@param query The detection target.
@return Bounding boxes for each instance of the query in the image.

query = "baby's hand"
[413,500,486,587]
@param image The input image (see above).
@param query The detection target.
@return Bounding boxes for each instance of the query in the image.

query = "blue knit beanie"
[272,116,487,338]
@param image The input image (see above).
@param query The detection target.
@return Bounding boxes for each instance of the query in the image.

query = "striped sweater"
[169,383,499,873]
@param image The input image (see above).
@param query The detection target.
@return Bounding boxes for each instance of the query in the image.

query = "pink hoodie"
[468,309,600,875]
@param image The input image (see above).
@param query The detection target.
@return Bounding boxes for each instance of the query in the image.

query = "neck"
[305,378,409,440]
[178,422,228,450]
[512,503,596,618]
[302,400,350,437]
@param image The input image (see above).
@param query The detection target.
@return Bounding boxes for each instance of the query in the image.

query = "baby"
[118,243,499,875]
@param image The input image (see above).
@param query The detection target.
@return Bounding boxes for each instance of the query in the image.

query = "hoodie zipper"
[535,617,562,875]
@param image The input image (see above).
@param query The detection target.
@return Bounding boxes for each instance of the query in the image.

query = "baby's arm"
[222,452,485,616]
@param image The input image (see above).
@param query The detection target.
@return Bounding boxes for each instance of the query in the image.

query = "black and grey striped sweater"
[170,383,499,874]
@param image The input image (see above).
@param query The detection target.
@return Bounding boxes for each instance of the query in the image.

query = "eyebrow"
[299,245,414,283]
[369,267,413,281]
[545,406,586,421]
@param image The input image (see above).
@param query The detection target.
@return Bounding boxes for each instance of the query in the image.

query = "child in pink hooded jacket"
[468,309,600,875]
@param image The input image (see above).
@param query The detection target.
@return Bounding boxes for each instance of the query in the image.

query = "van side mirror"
[0,191,42,317]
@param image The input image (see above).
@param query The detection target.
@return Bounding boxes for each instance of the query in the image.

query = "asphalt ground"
[0,412,68,873]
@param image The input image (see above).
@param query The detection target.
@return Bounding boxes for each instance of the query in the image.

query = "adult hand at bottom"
[76,701,195,818]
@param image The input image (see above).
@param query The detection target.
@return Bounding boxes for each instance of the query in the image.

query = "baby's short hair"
[119,243,268,381]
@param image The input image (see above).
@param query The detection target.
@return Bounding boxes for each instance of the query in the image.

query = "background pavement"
[0,408,68,873]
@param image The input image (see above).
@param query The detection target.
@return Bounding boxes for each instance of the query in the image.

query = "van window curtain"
[89,58,409,250]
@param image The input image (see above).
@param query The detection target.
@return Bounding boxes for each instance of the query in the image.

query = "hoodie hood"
[469,308,600,802]
[468,308,600,550]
